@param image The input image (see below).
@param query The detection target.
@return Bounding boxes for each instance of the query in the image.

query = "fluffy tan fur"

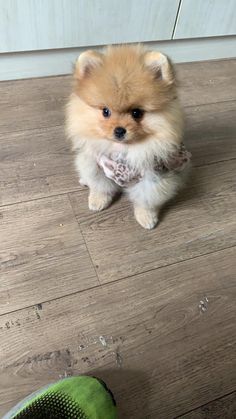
[66,45,189,229]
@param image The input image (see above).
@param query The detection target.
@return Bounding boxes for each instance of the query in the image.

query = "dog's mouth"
[112,135,129,143]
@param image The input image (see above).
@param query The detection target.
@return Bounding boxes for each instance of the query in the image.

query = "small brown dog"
[66,45,191,229]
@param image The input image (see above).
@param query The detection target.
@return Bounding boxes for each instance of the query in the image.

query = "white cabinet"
[174,0,236,39]
[0,0,180,53]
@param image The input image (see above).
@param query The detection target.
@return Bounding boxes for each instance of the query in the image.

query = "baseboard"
[0,36,235,81]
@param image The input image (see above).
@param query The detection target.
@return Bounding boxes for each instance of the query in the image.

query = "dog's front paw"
[89,192,112,212]
[134,207,158,230]
[79,178,88,187]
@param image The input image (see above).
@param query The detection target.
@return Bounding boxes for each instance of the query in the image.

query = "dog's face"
[72,46,176,144]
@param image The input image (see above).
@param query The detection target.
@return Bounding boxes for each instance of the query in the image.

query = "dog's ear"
[144,51,175,84]
[74,50,104,80]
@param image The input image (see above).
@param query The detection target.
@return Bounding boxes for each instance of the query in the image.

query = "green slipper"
[4,376,117,419]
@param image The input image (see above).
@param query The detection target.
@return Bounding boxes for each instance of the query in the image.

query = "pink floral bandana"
[97,144,191,188]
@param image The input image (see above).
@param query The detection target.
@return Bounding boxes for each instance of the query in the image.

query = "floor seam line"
[174,389,236,418]
[67,193,101,286]
[0,188,83,208]
[0,123,64,136]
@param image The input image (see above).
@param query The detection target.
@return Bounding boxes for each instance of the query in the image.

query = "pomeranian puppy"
[66,45,191,229]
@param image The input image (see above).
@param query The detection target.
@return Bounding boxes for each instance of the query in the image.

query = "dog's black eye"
[102,107,111,118]
[131,108,144,120]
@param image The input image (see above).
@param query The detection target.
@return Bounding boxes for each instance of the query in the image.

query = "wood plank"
[0,248,235,418]
[177,59,236,107]
[0,126,81,206]
[69,160,236,283]
[185,101,236,166]
[0,60,235,133]
[0,173,79,207]
[179,392,236,419]
[0,195,98,314]
[0,76,70,106]
[0,76,71,133]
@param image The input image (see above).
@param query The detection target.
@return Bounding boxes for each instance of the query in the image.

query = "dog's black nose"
[114,126,126,139]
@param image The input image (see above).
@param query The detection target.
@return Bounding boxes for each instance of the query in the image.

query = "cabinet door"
[0,0,180,53]
[174,0,236,39]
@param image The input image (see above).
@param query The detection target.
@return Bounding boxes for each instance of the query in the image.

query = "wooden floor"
[0,59,236,418]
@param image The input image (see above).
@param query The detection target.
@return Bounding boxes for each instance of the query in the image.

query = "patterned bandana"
[97,144,191,188]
